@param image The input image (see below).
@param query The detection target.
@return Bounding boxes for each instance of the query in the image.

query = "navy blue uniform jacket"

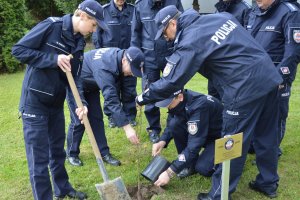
[131,0,183,69]
[12,15,85,114]
[160,90,223,173]
[139,9,283,108]
[246,0,300,85]
[80,48,131,127]
[93,0,134,49]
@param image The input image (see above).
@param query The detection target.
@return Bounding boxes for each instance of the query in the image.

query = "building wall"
[181,0,254,13]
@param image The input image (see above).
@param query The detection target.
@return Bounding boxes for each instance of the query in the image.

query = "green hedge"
[0,0,27,73]
[0,0,137,73]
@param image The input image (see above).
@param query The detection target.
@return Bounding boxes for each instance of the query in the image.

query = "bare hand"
[75,106,88,124]
[57,54,71,72]
[152,141,166,156]
[123,124,140,145]
[154,171,170,187]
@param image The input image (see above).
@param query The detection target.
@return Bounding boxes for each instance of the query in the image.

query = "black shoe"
[108,118,116,128]
[197,193,212,200]
[249,181,277,198]
[278,148,282,157]
[103,153,121,166]
[248,146,255,154]
[197,192,232,200]
[148,131,160,143]
[55,190,87,200]
[251,159,256,166]
[68,156,83,167]
[129,119,137,127]
[177,167,195,179]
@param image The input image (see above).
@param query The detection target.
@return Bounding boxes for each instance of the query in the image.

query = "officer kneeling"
[152,89,223,187]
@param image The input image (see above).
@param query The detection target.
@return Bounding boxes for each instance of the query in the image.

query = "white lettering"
[211,20,237,45]
[211,36,220,45]
[265,26,275,30]
[162,15,171,24]
[93,48,110,60]
[86,7,96,15]
[226,110,239,116]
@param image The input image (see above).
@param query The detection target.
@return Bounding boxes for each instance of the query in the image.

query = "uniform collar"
[110,0,129,16]
[61,14,78,48]
[253,0,280,16]
[150,0,164,9]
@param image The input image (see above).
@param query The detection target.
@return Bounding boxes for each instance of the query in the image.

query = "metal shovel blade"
[95,177,132,200]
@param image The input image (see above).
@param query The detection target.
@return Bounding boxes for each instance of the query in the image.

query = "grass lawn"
[0,69,299,200]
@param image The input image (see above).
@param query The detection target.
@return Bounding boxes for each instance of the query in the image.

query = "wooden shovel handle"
[65,58,109,182]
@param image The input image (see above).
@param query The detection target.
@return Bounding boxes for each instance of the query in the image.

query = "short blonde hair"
[74,9,94,20]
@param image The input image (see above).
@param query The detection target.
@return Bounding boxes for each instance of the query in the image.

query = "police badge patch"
[178,154,186,162]
[293,29,300,43]
[187,121,198,135]
[163,63,173,77]
[280,67,290,75]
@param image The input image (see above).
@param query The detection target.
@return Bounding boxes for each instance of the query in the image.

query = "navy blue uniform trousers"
[142,67,162,134]
[22,110,73,199]
[66,89,109,158]
[278,83,291,145]
[209,88,280,199]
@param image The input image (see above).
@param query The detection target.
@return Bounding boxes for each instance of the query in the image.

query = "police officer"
[215,0,251,26]
[246,0,300,157]
[11,0,106,199]
[68,47,144,164]
[92,0,137,128]
[152,89,223,186]
[136,6,283,199]
[131,0,183,143]
[208,0,252,100]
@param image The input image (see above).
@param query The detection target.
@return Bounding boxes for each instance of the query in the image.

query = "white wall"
[181,0,253,13]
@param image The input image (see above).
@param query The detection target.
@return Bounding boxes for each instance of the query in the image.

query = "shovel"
[65,68,131,200]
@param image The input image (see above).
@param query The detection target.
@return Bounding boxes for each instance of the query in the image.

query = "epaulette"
[103,3,110,8]
[48,17,62,23]
[242,0,252,9]
[283,2,299,12]
[127,3,135,7]
[135,0,142,5]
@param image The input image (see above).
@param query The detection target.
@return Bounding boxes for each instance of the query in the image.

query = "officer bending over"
[68,47,144,166]
[92,0,137,128]
[136,6,282,199]
[152,89,223,187]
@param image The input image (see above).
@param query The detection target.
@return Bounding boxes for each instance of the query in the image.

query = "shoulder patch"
[163,63,173,77]
[283,2,299,12]
[103,3,110,8]
[293,30,300,43]
[280,67,290,74]
[178,154,186,162]
[187,121,198,135]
